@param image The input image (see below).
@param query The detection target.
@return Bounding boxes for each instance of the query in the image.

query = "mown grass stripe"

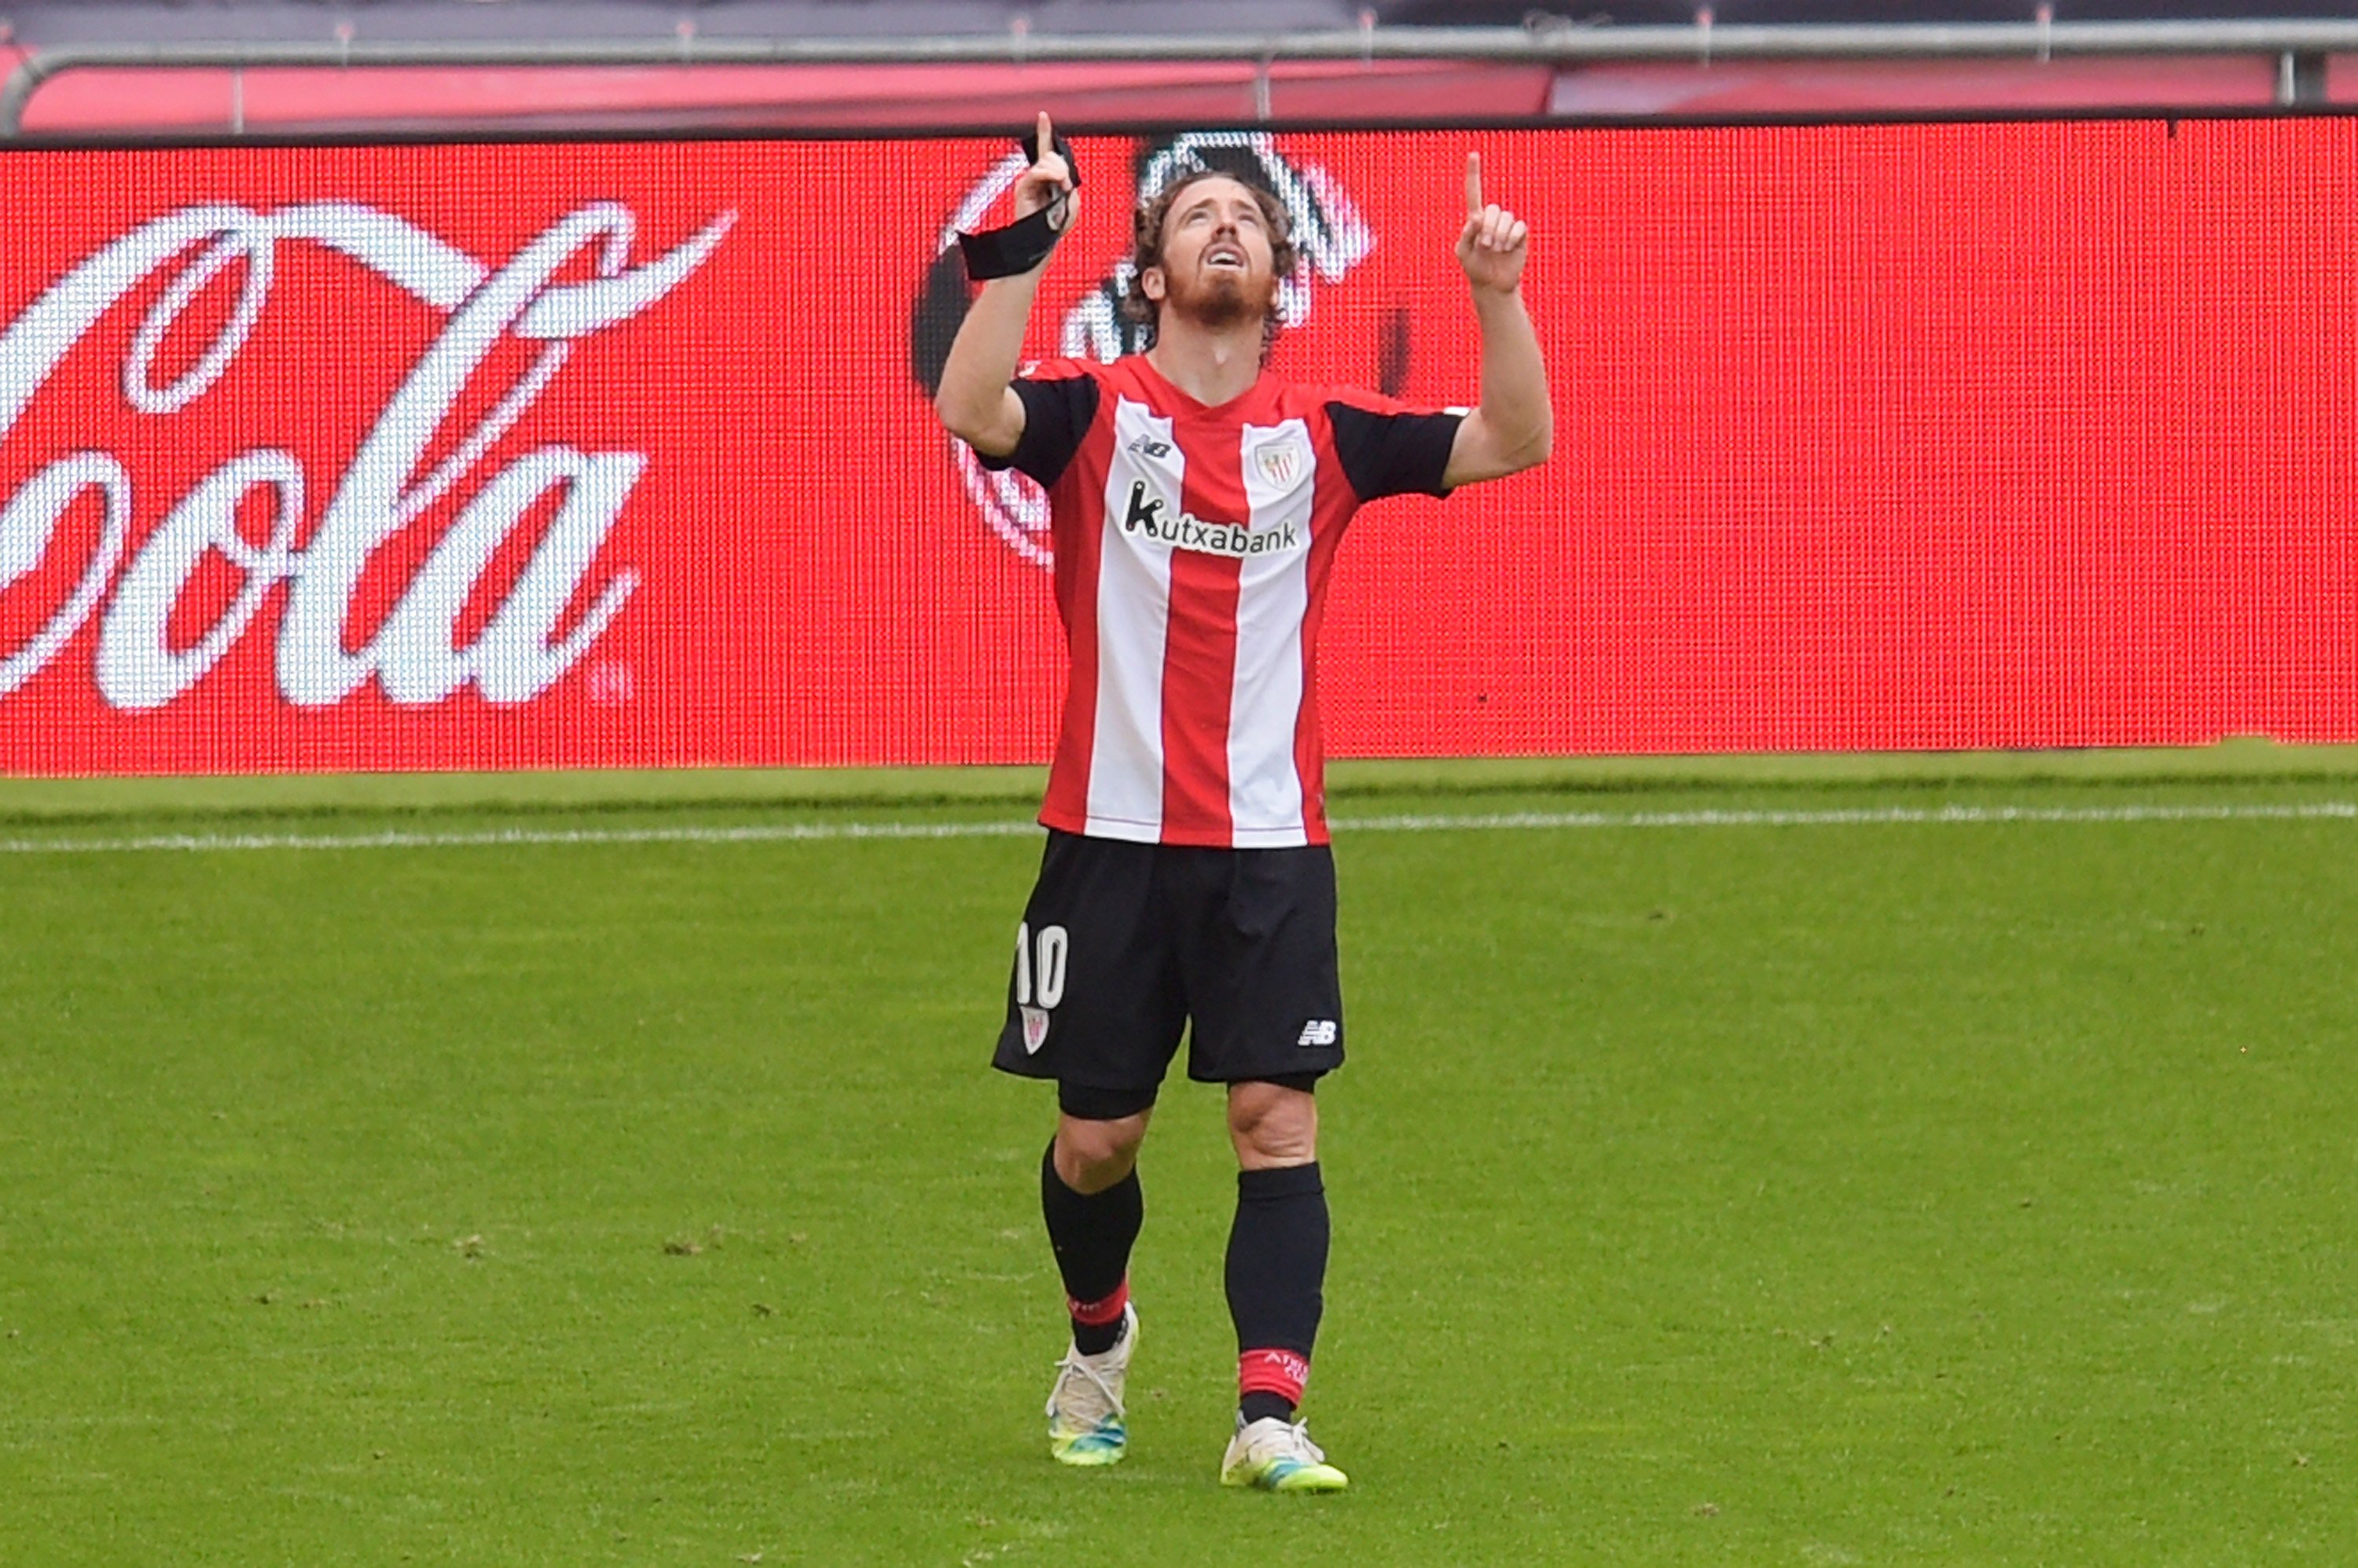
[1,799,2352,855]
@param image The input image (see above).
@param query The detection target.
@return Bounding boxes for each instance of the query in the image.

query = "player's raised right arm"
[933,113,1078,461]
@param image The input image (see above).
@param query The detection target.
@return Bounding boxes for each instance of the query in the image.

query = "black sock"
[1041,1140,1141,1357]
[1226,1162,1328,1416]
[1240,1391,1295,1427]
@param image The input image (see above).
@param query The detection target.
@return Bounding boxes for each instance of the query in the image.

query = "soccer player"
[933,114,1552,1492]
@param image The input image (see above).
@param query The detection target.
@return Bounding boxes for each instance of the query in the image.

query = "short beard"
[1166,268,1262,334]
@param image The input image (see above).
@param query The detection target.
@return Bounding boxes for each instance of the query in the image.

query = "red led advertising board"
[0,121,2352,777]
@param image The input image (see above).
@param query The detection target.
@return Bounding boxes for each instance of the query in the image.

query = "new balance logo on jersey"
[1120,479,1301,559]
[1297,1020,1338,1047]
[1127,435,1173,460]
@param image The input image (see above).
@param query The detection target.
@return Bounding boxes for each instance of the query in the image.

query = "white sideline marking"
[0,800,2352,856]
[0,820,1046,855]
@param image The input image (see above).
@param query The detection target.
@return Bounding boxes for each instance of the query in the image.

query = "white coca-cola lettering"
[366,447,644,705]
[0,199,733,707]
[96,450,302,708]
[0,454,131,695]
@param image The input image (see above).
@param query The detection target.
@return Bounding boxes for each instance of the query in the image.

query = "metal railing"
[6,18,2356,136]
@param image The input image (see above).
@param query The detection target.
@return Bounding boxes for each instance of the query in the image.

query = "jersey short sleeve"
[972,359,1104,489]
[1324,389,1465,502]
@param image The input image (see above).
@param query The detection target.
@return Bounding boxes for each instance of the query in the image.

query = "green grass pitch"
[2,766,2354,1564]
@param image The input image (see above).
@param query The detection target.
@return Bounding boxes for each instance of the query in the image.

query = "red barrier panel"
[1,123,2353,777]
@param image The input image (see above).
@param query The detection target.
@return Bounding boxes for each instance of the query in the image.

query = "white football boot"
[1219,1413,1350,1493]
[1045,1304,1136,1466]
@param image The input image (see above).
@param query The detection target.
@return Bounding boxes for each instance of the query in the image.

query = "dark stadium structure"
[9,2,2358,47]
[5,2,2356,135]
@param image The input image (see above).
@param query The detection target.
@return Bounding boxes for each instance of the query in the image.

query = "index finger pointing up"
[1038,110,1054,156]
[1465,150,1483,216]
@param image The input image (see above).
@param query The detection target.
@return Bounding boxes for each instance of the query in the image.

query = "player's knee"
[1055,1111,1149,1192]
[1226,1079,1318,1167]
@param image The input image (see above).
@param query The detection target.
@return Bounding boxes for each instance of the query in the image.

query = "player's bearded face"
[1155,181,1278,332]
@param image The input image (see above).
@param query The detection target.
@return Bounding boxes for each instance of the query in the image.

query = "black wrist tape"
[958,130,1082,281]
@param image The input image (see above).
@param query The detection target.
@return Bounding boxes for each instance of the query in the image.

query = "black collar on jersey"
[958,128,1082,281]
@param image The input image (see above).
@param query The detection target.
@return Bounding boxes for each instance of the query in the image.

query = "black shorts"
[993,829,1345,1114]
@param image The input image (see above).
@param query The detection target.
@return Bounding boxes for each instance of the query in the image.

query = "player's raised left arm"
[1443,152,1554,489]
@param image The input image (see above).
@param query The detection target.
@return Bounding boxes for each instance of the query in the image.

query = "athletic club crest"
[1021,1004,1052,1054]
[1254,438,1305,489]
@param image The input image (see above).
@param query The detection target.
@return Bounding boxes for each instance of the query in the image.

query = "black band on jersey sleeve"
[974,373,1102,489]
[1326,402,1464,502]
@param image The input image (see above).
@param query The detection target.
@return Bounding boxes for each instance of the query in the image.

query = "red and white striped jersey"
[982,354,1462,849]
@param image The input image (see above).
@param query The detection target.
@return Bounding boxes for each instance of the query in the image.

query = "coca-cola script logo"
[0,200,733,708]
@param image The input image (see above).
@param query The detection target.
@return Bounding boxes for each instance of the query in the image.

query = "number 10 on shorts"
[1016,923,1068,1009]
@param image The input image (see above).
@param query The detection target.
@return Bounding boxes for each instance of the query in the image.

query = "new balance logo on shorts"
[1297,1020,1338,1048]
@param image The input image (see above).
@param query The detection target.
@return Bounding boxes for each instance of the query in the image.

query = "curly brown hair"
[1121,170,1298,361]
